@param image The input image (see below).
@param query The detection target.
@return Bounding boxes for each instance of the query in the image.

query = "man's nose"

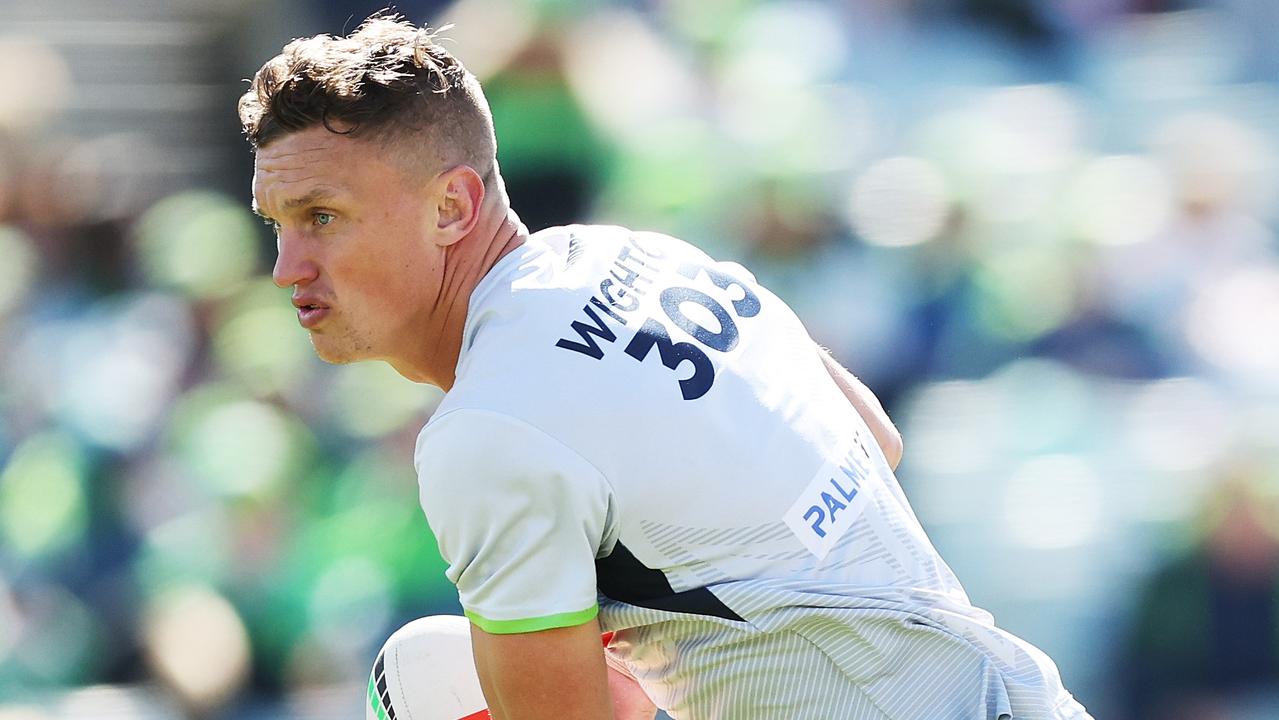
[272,234,318,289]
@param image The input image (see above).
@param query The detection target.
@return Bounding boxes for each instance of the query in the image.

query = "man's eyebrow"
[253,186,341,219]
[283,186,340,210]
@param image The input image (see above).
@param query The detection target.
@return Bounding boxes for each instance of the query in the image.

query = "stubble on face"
[308,317,375,364]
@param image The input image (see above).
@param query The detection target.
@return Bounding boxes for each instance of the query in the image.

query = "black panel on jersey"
[596,541,744,622]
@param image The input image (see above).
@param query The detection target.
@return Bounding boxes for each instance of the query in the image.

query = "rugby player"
[241,15,1092,720]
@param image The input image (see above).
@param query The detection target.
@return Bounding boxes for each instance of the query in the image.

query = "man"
[241,15,1091,720]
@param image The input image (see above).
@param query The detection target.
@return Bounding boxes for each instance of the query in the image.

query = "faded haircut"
[238,15,497,184]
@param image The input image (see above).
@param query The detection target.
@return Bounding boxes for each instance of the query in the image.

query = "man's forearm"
[471,620,614,720]
[818,347,903,469]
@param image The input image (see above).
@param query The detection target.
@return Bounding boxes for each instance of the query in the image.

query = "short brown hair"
[238,15,497,182]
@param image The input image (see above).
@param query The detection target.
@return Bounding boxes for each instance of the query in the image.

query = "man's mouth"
[295,303,331,329]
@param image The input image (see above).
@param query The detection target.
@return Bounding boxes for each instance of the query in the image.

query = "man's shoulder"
[412,407,610,509]
[414,407,587,474]
[415,407,542,460]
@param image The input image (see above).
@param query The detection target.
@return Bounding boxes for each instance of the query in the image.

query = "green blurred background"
[2,0,1279,718]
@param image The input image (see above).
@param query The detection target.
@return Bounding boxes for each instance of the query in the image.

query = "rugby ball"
[367,615,490,720]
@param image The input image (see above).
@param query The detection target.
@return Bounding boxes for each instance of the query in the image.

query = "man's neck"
[393,202,527,389]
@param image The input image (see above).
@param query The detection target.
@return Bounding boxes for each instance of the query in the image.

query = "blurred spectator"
[484,28,614,232]
[1123,469,1279,720]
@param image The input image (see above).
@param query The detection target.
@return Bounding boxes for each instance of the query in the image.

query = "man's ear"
[431,164,486,246]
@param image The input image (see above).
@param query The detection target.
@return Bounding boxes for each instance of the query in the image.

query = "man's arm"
[471,618,656,720]
[420,410,630,717]
[471,619,611,719]
[818,347,903,469]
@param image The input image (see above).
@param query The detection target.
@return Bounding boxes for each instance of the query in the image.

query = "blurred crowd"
[1,0,1279,718]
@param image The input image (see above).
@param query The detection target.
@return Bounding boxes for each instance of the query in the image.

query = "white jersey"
[415,225,1090,720]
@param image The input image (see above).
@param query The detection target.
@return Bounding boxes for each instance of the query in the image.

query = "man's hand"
[818,347,903,469]
[471,617,640,720]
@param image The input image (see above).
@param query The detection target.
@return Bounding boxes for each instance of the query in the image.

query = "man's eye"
[314,212,335,226]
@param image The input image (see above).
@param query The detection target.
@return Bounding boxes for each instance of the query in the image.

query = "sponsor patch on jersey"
[783,444,875,560]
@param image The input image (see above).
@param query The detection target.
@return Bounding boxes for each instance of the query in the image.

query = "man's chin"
[314,350,355,365]
[309,337,363,365]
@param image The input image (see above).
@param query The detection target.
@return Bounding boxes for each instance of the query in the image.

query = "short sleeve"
[415,409,614,634]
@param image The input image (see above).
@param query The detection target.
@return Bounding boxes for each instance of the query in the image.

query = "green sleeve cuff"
[465,604,599,634]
